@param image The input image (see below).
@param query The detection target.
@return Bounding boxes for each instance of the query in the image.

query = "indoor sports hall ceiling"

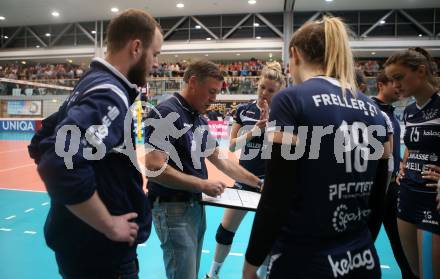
[0,0,439,27]
[294,0,440,11]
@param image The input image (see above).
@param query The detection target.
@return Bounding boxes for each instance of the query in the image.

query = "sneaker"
[204,274,219,279]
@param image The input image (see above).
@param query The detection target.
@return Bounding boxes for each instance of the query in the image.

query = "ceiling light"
[206,37,212,41]
[111,7,119,13]
[0,16,5,21]
[195,25,201,29]
[51,99,58,103]
[371,52,376,55]
[21,61,26,65]
[380,20,386,24]
[91,30,96,34]
[418,34,422,37]
[325,0,333,2]
[51,11,60,17]
[256,36,261,39]
[248,0,257,4]
[269,53,273,58]
[45,33,51,37]
[176,3,184,8]
[253,23,260,27]
[3,35,8,39]
[36,45,40,48]
[67,59,73,63]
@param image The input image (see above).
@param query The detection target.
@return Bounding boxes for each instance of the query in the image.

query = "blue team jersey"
[401,92,440,191]
[269,76,388,245]
[372,97,401,175]
[234,101,266,176]
[145,93,215,200]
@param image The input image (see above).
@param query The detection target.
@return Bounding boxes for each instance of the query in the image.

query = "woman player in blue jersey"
[243,16,391,279]
[205,62,285,279]
[384,47,440,278]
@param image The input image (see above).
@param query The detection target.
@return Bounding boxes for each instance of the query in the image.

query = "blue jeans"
[152,200,206,279]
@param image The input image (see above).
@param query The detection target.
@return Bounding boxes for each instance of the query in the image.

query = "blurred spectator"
[1,58,438,86]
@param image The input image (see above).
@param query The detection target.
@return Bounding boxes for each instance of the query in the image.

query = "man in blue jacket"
[28,9,163,278]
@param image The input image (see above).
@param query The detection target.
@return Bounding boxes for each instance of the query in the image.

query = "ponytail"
[323,16,357,96]
[289,16,357,96]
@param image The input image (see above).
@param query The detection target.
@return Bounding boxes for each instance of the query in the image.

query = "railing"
[2,76,440,97]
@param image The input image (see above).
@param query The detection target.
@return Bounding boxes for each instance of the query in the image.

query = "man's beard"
[127,52,148,87]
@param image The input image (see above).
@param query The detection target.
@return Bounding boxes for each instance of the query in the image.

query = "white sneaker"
[204,274,219,279]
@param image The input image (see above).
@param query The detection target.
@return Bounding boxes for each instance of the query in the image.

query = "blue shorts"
[397,185,440,235]
[267,239,381,279]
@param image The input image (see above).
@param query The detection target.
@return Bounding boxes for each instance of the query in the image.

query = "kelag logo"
[0,120,36,132]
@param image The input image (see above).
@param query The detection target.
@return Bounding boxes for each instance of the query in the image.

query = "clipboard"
[201,187,261,211]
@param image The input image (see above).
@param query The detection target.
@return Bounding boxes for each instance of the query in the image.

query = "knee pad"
[215,224,235,245]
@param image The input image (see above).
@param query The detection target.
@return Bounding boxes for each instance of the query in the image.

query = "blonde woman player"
[243,17,391,279]
[205,62,285,279]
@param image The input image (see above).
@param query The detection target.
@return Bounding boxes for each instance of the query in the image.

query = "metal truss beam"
[164,16,188,40]
[255,13,283,38]
[75,23,96,43]
[398,9,433,37]
[25,27,48,48]
[1,27,24,48]
[222,14,252,40]
[190,16,219,40]
[361,10,394,38]
[50,23,74,47]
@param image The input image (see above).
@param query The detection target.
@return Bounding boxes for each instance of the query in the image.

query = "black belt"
[148,194,191,204]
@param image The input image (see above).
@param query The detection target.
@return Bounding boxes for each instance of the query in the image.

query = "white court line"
[229,252,244,257]
[0,188,46,193]
[0,164,35,173]
[24,208,34,213]
[0,148,26,155]
[5,215,16,220]
[41,202,49,206]
[380,265,391,269]
[24,231,37,234]
[202,250,210,254]
[0,228,12,232]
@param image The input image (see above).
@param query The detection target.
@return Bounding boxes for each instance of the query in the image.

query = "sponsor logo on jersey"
[423,130,440,138]
[328,181,373,201]
[246,142,262,149]
[408,152,431,161]
[239,110,258,123]
[422,109,438,120]
[332,204,371,232]
[328,249,375,278]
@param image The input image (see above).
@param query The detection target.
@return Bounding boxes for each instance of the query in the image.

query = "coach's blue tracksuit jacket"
[29,58,150,275]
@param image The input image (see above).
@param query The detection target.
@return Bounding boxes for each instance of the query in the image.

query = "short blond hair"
[260,61,285,88]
